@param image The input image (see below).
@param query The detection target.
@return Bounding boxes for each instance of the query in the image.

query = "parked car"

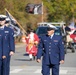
[36,26,62,36]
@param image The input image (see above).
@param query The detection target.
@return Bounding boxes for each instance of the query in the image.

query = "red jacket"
[25,33,39,56]
[70,34,76,42]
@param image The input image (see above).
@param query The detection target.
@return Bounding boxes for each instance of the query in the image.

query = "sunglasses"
[47,28,55,31]
[0,18,5,21]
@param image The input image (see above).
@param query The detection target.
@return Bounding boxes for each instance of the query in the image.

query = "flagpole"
[42,2,43,22]
[5,8,27,34]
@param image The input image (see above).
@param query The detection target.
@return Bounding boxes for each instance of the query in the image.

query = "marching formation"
[0,14,76,75]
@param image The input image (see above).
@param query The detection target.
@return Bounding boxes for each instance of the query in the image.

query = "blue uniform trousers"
[0,56,10,75]
[42,63,59,75]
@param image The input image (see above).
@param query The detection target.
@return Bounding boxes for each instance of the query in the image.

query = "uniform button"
[49,49,51,51]
[49,46,51,47]
[49,43,51,44]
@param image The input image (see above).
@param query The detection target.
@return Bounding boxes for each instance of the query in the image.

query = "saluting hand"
[2,56,6,59]
[36,59,41,63]
[10,51,14,56]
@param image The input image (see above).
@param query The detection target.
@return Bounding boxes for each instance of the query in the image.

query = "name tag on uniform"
[5,31,9,33]
[54,40,58,42]
[44,40,47,41]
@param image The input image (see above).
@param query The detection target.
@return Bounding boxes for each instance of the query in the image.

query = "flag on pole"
[34,4,42,14]
[5,10,22,37]
[25,3,35,14]
[25,3,43,14]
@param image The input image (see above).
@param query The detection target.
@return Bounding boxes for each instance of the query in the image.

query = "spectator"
[22,29,39,60]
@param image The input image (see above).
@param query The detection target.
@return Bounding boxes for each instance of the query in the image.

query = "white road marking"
[10,66,76,74]
[34,69,68,74]
[34,69,41,73]
[60,70,68,74]
[10,69,23,73]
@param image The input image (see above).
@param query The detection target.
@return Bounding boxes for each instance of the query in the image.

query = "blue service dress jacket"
[37,34,65,65]
[0,26,15,59]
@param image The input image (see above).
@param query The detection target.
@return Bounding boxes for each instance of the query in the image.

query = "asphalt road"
[10,43,76,75]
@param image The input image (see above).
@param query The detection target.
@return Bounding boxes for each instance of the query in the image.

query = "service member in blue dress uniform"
[36,24,65,75]
[0,15,15,75]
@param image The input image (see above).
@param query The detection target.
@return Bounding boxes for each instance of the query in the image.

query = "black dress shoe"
[33,56,35,60]
[30,58,32,61]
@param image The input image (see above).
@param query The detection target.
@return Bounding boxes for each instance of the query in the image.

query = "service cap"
[0,15,7,21]
[47,24,57,31]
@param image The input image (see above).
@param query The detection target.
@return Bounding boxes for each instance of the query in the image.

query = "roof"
[37,22,65,26]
